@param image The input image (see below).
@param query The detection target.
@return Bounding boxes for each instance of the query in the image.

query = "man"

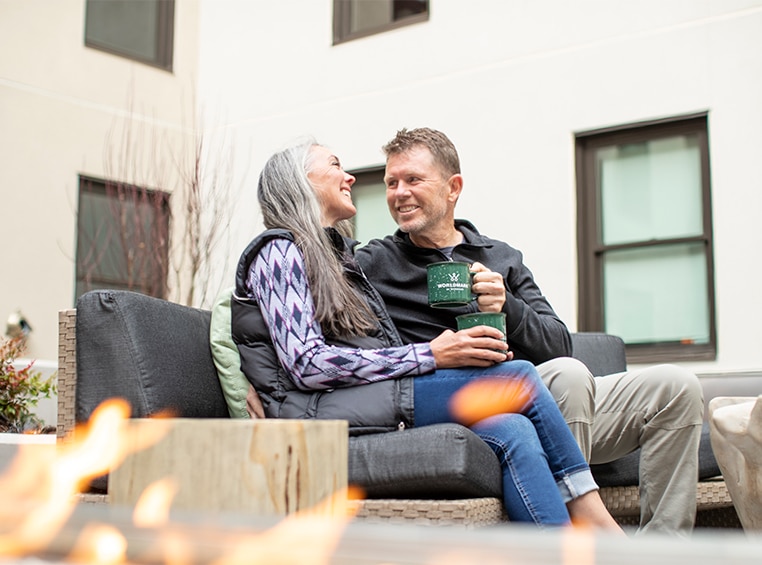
[355,127,704,534]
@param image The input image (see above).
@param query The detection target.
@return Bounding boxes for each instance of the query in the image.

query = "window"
[349,168,399,244]
[85,0,174,70]
[575,113,716,363]
[76,176,170,301]
[333,0,429,44]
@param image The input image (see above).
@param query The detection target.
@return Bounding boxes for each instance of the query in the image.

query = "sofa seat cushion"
[348,423,503,499]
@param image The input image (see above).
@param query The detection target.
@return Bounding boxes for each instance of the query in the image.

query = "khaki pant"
[537,357,704,534]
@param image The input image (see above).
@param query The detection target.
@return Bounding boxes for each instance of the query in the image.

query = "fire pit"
[10,503,762,565]
[3,389,760,565]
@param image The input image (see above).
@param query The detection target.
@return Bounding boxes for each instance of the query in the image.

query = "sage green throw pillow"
[209,287,263,418]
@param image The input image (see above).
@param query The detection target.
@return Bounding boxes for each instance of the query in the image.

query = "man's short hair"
[382,127,461,177]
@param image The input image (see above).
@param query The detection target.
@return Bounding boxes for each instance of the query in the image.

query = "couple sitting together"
[230,127,703,534]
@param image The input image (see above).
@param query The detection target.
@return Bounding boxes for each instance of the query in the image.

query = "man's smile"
[398,204,419,213]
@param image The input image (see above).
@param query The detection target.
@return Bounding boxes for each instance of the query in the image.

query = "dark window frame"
[84,0,175,71]
[575,112,716,363]
[333,0,429,45]
[76,175,171,301]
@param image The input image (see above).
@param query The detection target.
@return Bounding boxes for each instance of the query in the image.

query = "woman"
[231,139,621,530]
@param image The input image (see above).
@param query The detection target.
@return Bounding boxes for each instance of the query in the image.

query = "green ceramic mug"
[427,261,474,308]
[456,312,507,351]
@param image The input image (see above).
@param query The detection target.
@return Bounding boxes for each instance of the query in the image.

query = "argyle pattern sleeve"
[247,238,435,391]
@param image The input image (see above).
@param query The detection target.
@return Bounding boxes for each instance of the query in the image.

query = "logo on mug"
[427,261,474,308]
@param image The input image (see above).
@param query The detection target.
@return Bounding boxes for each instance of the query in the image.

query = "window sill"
[625,343,716,365]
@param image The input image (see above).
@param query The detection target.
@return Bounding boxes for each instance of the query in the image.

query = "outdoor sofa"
[57,289,740,527]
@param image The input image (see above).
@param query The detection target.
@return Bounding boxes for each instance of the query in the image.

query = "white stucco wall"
[0,0,199,361]
[2,1,760,378]
[196,0,762,376]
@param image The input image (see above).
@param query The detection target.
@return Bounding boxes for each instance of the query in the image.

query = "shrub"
[0,336,56,433]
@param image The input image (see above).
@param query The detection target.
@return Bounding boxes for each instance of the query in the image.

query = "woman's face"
[307,145,357,226]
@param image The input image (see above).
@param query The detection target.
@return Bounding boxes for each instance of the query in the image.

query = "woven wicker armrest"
[57,309,78,442]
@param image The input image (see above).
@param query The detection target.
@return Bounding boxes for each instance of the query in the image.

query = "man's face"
[384,146,460,241]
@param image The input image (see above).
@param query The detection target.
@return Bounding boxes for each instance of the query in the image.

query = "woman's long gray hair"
[257,138,377,337]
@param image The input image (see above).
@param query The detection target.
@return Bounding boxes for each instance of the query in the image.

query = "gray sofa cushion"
[76,290,230,421]
[570,332,627,377]
[349,423,502,499]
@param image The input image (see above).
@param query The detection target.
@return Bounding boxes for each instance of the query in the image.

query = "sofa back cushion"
[76,290,230,423]
[570,332,627,376]
[210,287,264,418]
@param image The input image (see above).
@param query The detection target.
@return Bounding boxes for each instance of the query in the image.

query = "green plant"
[0,336,56,433]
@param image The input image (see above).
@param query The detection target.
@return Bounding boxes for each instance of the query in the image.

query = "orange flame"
[448,376,535,427]
[68,523,128,565]
[562,524,596,565]
[211,486,361,565]
[133,477,180,528]
[154,530,195,565]
[0,398,169,557]
[1,399,362,565]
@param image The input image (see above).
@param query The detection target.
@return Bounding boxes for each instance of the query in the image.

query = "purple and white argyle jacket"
[246,238,435,391]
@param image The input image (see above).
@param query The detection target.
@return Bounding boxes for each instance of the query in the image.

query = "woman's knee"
[492,359,541,380]
[481,359,544,392]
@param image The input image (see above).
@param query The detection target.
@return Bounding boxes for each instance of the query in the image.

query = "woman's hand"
[430,327,513,368]
[470,262,506,313]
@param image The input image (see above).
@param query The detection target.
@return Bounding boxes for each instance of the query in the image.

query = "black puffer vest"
[231,228,415,434]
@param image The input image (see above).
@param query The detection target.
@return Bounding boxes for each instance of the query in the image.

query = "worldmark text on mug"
[427,261,474,308]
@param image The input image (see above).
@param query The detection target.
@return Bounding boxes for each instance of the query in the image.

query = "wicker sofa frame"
[57,306,739,528]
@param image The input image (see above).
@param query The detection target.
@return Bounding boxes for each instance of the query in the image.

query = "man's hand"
[430,327,513,368]
[470,262,506,313]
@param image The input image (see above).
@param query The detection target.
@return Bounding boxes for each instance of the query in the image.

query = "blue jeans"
[413,360,597,526]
